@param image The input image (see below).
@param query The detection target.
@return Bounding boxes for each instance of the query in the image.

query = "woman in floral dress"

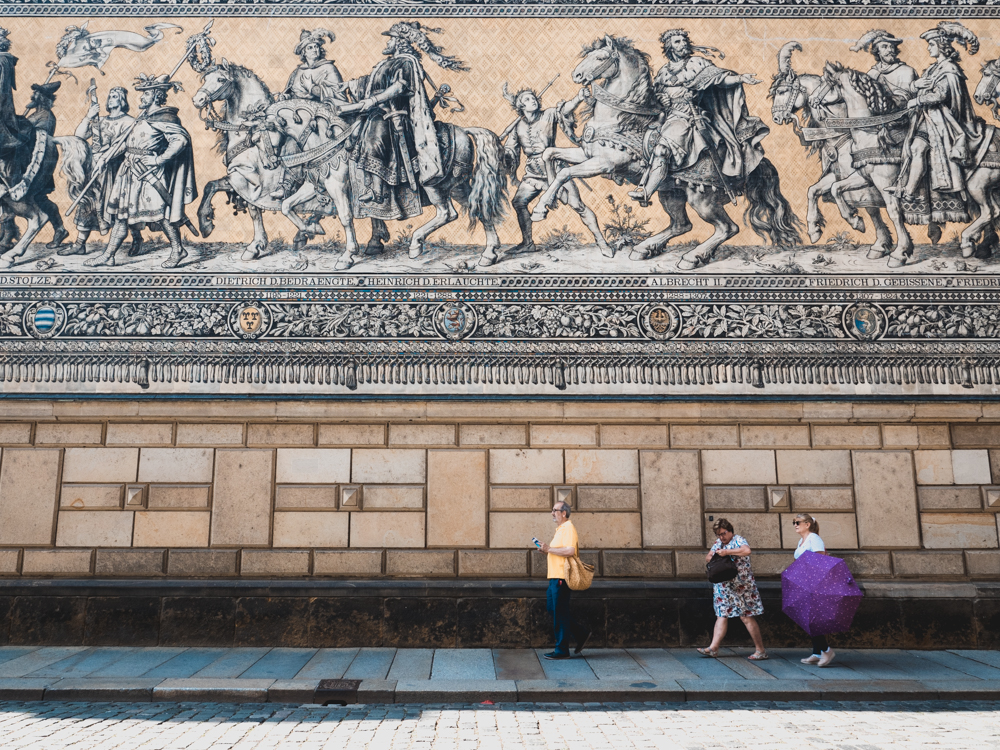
[696,517,768,660]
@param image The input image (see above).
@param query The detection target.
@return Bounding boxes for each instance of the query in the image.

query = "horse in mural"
[529,35,801,269]
[190,58,340,261]
[0,65,88,269]
[768,42,896,259]
[190,57,509,269]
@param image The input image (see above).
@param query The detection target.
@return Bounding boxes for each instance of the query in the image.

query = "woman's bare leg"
[708,616,729,651]
[741,615,766,653]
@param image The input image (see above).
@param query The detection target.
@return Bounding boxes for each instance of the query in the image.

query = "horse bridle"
[771,73,802,126]
[980,59,1000,120]
[197,67,244,133]
[583,48,620,86]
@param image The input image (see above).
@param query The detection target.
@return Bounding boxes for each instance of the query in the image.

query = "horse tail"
[464,127,508,230]
[743,157,803,246]
[53,135,93,203]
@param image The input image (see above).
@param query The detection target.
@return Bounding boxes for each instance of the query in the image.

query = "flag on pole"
[53,22,182,72]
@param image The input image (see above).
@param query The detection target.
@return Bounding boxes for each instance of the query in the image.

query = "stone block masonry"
[0,401,999,589]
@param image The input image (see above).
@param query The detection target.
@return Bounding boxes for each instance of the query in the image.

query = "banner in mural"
[1,4,1000,396]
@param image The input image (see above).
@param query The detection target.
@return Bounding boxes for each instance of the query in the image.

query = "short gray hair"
[555,501,571,517]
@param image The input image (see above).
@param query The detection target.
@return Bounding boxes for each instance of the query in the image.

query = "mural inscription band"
[2,5,1000,396]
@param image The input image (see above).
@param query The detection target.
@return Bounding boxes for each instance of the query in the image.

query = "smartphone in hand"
[531,537,542,549]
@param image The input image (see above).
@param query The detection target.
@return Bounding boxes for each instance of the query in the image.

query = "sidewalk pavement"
[1,646,1000,704]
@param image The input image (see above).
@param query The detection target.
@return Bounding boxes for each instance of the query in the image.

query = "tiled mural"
[2,3,1000,395]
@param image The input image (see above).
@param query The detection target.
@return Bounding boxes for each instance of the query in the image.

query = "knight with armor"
[894,21,986,211]
[502,83,604,255]
[629,29,768,205]
[86,73,197,269]
[853,29,917,109]
[346,21,466,219]
[61,85,145,258]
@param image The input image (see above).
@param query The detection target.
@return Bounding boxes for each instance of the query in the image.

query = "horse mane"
[579,35,656,131]
[207,62,274,155]
[828,61,897,115]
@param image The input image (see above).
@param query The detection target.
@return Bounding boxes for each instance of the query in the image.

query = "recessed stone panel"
[779,513,858,550]
[247,424,315,446]
[953,450,992,485]
[275,485,339,510]
[63,448,139,484]
[363,485,424,509]
[0,424,32,444]
[241,550,310,577]
[572,512,642,549]
[34,423,102,445]
[853,451,920,548]
[671,425,739,448]
[147,485,211,510]
[95,549,165,577]
[920,514,998,549]
[740,425,811,448]
[275,448,351,484]
[386,550,455,577]
[273,512,349,548]
[790,487,854,511]
[317,424,386,446]
[576,486,638,510]
[917,486,983,510]
[457,550,528,577]
[350,512,425,548]
[893,551,965,577]
[530,424,598,447]
[703,512,781,549]
[60,484,123,510]
[314,550,384,577]
[564,450,639,485]
[138,448,215,484]
[459,424,527,447]
[489,512,552,549]
[56,510,134,548]
[489,486,551,511]
[210,450,274,547]
[22,549,92,576]
[812,425,881,449]
[776,450,852,485]
[489,449,563,485]
[134,511,210,548]
[166,550,238,577]
[106,423,173,446]
[0,449,62,546]
[640,451,702,548]
[428,450,487,547]
[602,551,674,577]
[703,486,766,512]
[599,425,667,447]
[352,449,426,484]
[176,423,245,446]
[701,450,776,485]
[389,424,456,446]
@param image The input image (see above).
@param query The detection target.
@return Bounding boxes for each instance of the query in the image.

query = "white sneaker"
[817,649,836,667]
[801,654,820,664]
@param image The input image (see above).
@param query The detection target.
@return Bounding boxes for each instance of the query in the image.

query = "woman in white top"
[793,513,835,667]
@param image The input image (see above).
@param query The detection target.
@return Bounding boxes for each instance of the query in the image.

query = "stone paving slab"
[0,647,999,704]
[44,678,161,703]
[515,679,684,702]
[152,678,275,703]
[394,679,517,703]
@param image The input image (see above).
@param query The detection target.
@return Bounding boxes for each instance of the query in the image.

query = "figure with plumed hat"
[86,73,197,269]
[893,21,986,218]
[852,29,917,109]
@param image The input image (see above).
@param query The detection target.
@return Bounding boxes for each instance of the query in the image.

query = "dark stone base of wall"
[0,580,996,649]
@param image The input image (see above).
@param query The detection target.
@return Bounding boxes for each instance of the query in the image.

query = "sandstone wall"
[1,401,999,582]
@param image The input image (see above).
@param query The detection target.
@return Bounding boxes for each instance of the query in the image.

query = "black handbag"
[706,552,739,583]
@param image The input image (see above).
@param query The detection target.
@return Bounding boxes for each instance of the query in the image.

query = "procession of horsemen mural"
[2,20,1000,274]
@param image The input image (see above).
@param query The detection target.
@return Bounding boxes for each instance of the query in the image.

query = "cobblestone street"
[0,700,995,750]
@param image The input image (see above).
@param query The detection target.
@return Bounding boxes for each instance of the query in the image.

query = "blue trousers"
[547,578,589,656]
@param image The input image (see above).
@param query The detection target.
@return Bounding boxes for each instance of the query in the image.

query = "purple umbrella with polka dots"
[781,551,863,636]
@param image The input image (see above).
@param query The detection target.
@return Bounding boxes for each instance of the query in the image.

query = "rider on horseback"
[853,29,917,110]
[629,29,767,206]
[346,21,467,218]
[270,29,346,200]
[893,21,986,213]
